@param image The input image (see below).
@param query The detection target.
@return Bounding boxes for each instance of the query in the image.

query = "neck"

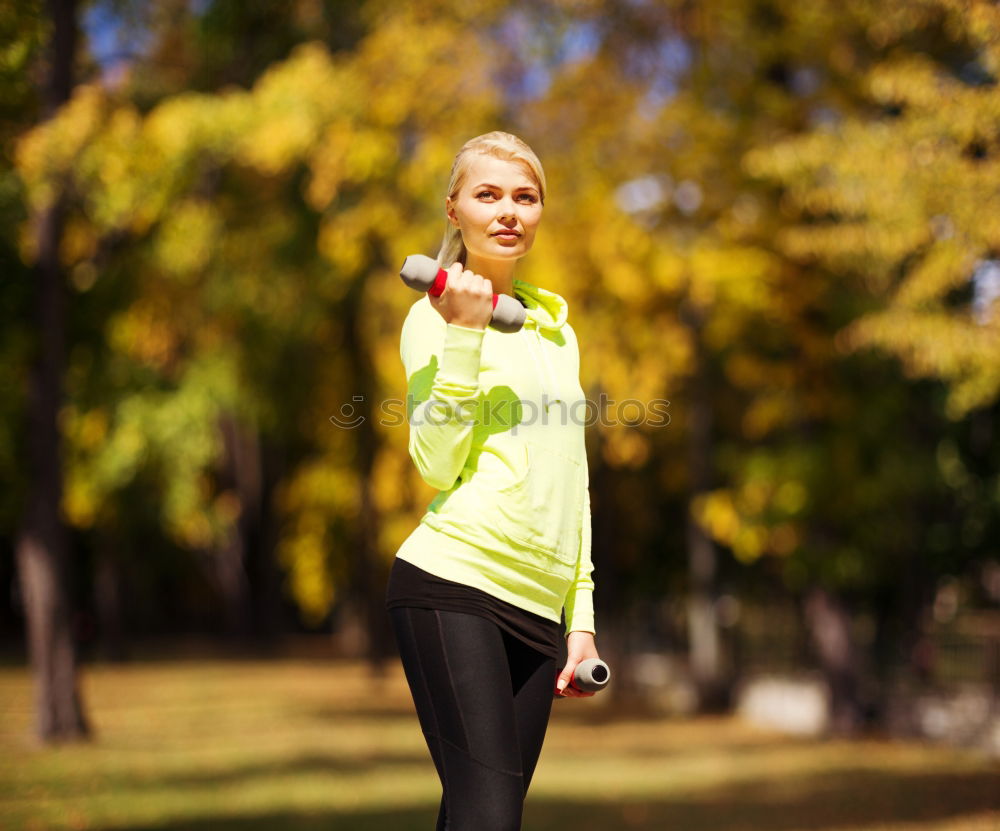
[465,253,516,298]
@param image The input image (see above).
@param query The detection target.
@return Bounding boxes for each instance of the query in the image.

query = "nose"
[497,196,517,223]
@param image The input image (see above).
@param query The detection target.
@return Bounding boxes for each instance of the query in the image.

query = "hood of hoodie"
[513,279,568,332]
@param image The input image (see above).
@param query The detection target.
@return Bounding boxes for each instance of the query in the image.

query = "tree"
[15,6,505,666]
[738,0,1000,728]
[16,0,91,743]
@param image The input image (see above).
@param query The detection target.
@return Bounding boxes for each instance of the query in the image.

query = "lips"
[492,230,521,239]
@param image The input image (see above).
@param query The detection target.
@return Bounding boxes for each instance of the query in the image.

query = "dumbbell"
[566,658,611,694]
[399,254,526,333]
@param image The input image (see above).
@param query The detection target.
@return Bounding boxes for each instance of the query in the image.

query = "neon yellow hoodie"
[394,277,595,637]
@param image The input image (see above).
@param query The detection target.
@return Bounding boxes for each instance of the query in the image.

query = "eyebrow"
[472,182,539,192]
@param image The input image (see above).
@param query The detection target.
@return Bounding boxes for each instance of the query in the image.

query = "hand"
[555,631,600,698]
[428,262,494,330]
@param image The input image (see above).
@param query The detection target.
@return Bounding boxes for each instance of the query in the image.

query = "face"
[446,153,543,266]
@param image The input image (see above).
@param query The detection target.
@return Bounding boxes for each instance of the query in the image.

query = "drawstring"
[536,327,559,402]
[523,323,559,406]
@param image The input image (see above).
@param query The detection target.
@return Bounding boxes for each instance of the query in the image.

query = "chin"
[475,247,524,261]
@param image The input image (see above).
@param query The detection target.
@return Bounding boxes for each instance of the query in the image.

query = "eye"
[517,193,538,203]
[476,190,496,200]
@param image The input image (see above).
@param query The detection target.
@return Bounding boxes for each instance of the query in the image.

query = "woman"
[385,131,601,831]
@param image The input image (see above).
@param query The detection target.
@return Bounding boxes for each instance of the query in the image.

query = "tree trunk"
[681,301,729,712]
[686,515,728,710]
[253,439,287,646]
[215,412,260,642]
[93,528,128,663]
[14,0,89,744]
[802,585,864,736]
[341,278,392,673]
[588,414,637,707]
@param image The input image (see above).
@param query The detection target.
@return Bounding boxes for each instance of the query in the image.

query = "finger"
[555,665,576,695]
[562,684,589,698]
[461,269,490,291]
[554,668,567,694]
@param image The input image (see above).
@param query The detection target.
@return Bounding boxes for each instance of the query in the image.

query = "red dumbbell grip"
[428,268,501,310]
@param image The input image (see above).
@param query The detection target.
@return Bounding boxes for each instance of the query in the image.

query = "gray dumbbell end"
[399,254,439,291]
[572,658,611,693]
[491,295,527,333]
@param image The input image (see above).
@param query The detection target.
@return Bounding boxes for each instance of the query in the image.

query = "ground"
[1,643,997,831]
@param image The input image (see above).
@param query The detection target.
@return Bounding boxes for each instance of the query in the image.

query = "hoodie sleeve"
[563,318,595,636]
[400,301,485,492]
[563,462,596,636]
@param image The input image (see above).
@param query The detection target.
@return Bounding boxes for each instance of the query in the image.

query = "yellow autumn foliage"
[12,0,1000,626]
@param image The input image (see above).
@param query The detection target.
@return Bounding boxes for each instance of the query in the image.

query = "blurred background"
[2,0,999,827]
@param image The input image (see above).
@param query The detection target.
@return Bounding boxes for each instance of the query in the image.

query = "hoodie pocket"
[496,440,584,569]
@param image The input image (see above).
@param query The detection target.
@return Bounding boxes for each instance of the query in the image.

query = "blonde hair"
[435,131,547,269]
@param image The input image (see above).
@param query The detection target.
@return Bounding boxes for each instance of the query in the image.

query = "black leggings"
[388,606,557,831]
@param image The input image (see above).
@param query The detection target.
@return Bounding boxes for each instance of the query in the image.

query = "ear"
[445,196,460,228]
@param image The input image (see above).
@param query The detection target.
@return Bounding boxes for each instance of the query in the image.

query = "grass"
[0,645,997,831]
